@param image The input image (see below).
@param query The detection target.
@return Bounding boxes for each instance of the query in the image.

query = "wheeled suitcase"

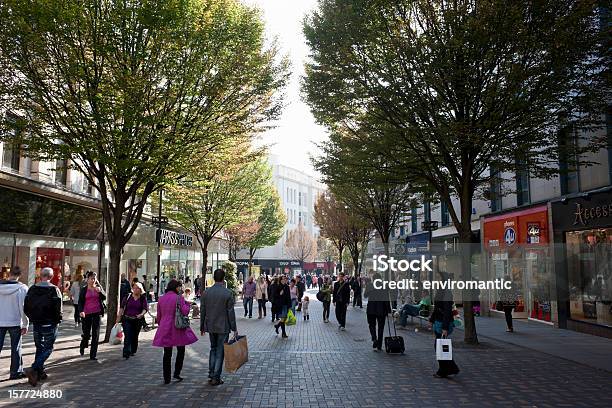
[384,315,405,354]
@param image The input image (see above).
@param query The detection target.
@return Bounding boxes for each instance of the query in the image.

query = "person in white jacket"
[0,266,29,380]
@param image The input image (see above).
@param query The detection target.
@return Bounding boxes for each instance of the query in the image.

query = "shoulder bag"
[175,296,191,329]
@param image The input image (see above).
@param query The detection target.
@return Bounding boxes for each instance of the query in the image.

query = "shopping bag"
[110,323,123,345]
[436,338,453,360]
[224,335,248,373]
[286,309,297,326]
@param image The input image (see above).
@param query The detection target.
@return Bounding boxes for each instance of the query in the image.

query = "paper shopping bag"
[224,335,248,373]
[436,338,453,361]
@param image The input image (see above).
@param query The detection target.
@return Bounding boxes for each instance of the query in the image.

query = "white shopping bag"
[436,338,453,360]
[110,323,124,345]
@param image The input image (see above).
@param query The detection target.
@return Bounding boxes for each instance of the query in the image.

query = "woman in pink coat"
[153,279,198,384]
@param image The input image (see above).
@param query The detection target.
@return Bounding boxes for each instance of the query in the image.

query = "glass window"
[516,159,530,206]
[55,159,67,186]
[441,201,449,227]
[2,141,20,172]
[0,234,14,281]
[567,229,612,327]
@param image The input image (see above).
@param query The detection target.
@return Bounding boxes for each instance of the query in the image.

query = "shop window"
[0,234,14,281]
[441,201,449,227]
[55,159,68,186]
[566,229,612,327]
[489,167,502,212]
[516,159,530,206]
[2,141,20,172]
[558,124,580,194]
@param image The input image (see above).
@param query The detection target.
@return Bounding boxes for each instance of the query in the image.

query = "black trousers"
[353,291,362,307]
[367,314,386,347]
[81,314,100,358]
[257,299,267,316]
[322,301,331,321]
[163,346,185,383]
[335,302,348,327]
[503,306,514,329]
[122,318,142,357]
[73,303,80,324]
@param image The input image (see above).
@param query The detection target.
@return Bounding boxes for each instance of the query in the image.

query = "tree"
[303,0,608,344]
[316,236,338,274]
[247,189,286,275]
[313,192,347,272]
[165,152,272,288]
[343,212,374,277]
[0,0,288,341]
[222,261,238,298]
[225,221,261,262]
[284,222,317,265]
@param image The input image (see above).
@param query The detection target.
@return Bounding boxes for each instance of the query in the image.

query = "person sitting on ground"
[398,290,432,328]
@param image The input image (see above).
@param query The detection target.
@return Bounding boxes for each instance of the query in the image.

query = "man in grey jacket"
[0,266,29,380]
[200,268,237,386]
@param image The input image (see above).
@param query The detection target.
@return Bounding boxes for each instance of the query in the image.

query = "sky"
[244,0,327,177]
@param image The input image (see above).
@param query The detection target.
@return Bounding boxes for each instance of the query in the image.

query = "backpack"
[24,285,62,324]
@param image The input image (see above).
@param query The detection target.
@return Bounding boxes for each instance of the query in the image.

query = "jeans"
[81,314,101,358]
[243,297,253,317]
[122,318,142,357]
[257,299,267,317]
[322,300,331,321]
[208,333,229,381]
[291,298,298,316]
[335,302,348,327]
[399,304,421,326]
[367,314,386,348]
[32,324,58,374]
[163,346,185,383]
[73,303,80,324]
[503,306,514,329]
[0,326,23,378]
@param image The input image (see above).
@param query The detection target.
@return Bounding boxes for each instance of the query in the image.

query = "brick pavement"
[1,288,611,407]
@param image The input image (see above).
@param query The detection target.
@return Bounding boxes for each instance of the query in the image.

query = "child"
[302,296,310,321]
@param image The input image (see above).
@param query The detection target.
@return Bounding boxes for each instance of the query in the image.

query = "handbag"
[224,335,248,373]
[495,300,503,311]
[384,314,405,354]
[175,297,191,329]
[316,291,324,302]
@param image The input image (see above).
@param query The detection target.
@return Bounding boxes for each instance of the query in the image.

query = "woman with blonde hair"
[255,275,268,319]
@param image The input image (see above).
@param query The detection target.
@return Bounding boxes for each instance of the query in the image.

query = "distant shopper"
[430,284,459,378]
[153,279,198,384]
[268,277,279,322]
[333,273,350,330]
[296,275,305,311]
[318,275,323,288]
[500,275,518,333]
[242,276,256,319]
[194,275,201,300]
[120,273,131,305]
[398,290,432,328]
[0,266,29,380]
[289,279,298,315]
[200,269,238,386]
[118,282,148,359]
[255,276,268,319]
[23,267,62,386]
[272,275,291,339]
[302,296,310,321]
[364,272,390,351]
[78,271,106,360]
[70,276,84,326]
[351,275,363,308]
[320,277,332,323]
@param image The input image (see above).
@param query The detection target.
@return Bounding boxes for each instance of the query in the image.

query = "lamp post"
[421,220,438,282]
[153,189,168,300]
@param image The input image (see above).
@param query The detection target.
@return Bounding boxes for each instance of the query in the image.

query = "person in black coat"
[78,271,106,360]
[429,286,459,378]
[333,272,351,330]
[272,276,291,338]
[364,272,391,351]
[351,276,363,308]
[268,277,279,323]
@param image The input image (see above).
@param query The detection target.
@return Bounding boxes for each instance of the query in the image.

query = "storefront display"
[482,205,554,322]
[552,189,612,333]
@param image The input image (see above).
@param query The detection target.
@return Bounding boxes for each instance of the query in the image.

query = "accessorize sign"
[552,189,612,231]
[156,229,193,247]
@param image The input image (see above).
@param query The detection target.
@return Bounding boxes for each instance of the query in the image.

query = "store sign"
[278,261,301,267]
[504,227,516,245]
[156,229,193,247]
[527,223,540,244]
[573,202,612,226]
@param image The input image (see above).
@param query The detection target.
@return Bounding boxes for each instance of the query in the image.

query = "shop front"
[235,258,302,279]
[551,188,612,337]
[302,261,335,276]
[482,205,555,323]
[0,186,103,299]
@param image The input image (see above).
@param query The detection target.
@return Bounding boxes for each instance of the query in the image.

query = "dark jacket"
[333,280,351,304]
[267,282,277,304]
[429,300,453,331]
[24,283,62,325]
[296,281,305,298]
[120,279,131,304]
[272,283,291,313]
[78,286,107,316]
[364,282,391,317]
[200,282,237,334]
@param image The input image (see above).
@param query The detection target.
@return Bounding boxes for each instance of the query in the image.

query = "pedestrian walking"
[430,283,459,378]
[200,269,237,386]
[272,275,291,338]
[296,275,305,311]
[0,266,29,380]
[364,272,390,351]
[118,282,148,359]
[153,279,198,384]
[23,267,62,386]
[268,276,279,322]
[317,275,323,288]
[289,278,298,315]
[255,276,268,319]
[78,271,106,360]
[194,275,201,300]
[302,296,310,321]
[333,272,350,330]
[499,274,518,333]
[242,275,256,318]
[320,277,332,323]
[120,273,131,305]
[351,275,363,308]
[69,275,83,326]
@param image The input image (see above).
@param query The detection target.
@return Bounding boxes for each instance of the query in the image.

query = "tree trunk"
[103,242,122,342]
[248,247,256,277]
[337,244,344,274]
[459,187,478,345]
[202,248,209,290]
